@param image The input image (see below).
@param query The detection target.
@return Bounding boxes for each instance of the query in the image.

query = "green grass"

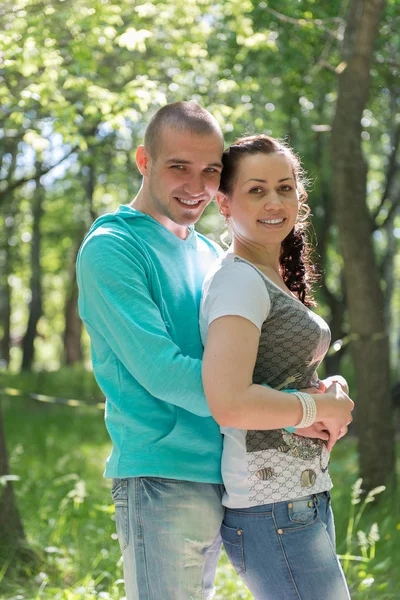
[1,386,399,600]
[0,368,103,404]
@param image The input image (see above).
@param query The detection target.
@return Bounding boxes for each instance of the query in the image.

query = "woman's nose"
[264,191,282,207]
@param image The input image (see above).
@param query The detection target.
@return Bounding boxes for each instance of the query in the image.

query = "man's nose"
[184,174,205,196]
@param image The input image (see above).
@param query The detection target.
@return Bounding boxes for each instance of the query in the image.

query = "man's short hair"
[144,101,223,158]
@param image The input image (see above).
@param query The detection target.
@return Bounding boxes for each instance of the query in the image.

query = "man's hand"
[295,422,329,441]
[300,375,349,396]
[299,384,325,395]
[319,375,349,395]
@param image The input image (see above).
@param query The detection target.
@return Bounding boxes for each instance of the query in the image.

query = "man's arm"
[76,230,211,417]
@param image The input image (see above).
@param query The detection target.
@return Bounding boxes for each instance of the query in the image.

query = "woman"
[200,135,353,599]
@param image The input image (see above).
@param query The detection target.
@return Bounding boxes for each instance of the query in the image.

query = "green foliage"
[1,381,400,599]
[1,0,399,371]
[340,479,387,595]
[0,6,398,599]
[0,393,116,598]
[328,442,400,599]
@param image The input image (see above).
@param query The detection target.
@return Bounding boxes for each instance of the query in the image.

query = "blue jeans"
[221,491,351,600]
[111,477,224,599]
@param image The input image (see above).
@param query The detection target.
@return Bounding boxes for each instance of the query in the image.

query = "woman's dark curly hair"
[219,134,318,307]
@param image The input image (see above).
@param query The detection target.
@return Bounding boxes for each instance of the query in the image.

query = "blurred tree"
[0,1,398,481]
[0,208,14,367]
[0,400,27,561]
[1,3,399,588]
[21,170,44,370]
[331,0,396,490]
[63,161,97,365]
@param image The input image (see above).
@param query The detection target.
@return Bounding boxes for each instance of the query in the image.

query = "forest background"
[0,0,399,598]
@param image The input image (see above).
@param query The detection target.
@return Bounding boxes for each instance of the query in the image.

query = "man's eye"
[171,165,185,170]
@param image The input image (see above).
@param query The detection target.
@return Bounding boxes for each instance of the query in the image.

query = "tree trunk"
[311,132,347,376]
[0,275,11,367]
[64,248,83,365]
[322,292,347,376]
[382,207,398,332]
[0,398,26,552]
[379,116,400,336]
[63,161,96,365]
[21,177,44,371]
[331,0,395,490]
[0,222,12,366]
[0,153,19,368]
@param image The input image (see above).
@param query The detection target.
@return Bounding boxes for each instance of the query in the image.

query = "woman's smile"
[257,217,286,228]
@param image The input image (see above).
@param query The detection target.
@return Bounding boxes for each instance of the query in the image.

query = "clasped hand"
[295,377,354,452]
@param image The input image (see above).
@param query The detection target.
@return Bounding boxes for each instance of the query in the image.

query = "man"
[76,102,225,599]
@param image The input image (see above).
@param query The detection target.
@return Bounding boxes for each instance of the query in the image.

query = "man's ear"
[216,191,231,217]
[136,145,151,177]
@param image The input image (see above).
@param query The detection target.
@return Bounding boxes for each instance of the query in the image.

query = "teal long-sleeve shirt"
[76,205,223,482]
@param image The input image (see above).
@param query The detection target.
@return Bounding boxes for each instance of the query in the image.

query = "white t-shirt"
[200,254,271,340]
[200,253,332,508]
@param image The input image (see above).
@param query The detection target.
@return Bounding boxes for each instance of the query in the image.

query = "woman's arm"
[203,315,303,429]
[202,314,354,446]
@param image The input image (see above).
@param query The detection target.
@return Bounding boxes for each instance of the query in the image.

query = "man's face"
[143,126,224,234]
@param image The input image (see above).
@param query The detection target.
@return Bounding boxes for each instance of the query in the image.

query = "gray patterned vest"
[226,257,332,505]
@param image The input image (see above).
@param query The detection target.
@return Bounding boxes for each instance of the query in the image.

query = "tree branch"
[0,144,79,206]
[380,193,400,230]
[264,7,344,39]
[372,124,400,229]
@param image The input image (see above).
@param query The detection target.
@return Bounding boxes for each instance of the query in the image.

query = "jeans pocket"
[287,496,318,527]
[111,478,129,551]
[220,522,245,576]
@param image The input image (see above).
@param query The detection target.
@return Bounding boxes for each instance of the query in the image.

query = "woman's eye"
[249,187,263,194]
[280,185,292,192]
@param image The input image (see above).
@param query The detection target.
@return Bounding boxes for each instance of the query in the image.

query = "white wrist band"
[293,392,317,428]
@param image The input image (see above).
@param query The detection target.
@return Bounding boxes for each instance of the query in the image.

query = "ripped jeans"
[111,478,224,600]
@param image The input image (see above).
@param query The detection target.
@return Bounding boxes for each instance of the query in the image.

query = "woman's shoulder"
[200,253,272,335]
[203,253,268,294]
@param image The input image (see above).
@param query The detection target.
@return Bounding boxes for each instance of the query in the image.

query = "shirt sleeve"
[201,261,271,334]
[77,229,211,418]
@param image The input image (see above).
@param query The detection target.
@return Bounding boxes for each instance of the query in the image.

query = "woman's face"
[220,152,300,248]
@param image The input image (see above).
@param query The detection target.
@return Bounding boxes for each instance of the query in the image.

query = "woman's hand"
[297,379,352,449]
[315,382,354,451]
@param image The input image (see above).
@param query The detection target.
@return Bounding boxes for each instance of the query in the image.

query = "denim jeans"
[111,477,224,600]
[221,491,351,600]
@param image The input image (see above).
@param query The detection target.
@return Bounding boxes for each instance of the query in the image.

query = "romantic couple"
[76,102,354,600]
